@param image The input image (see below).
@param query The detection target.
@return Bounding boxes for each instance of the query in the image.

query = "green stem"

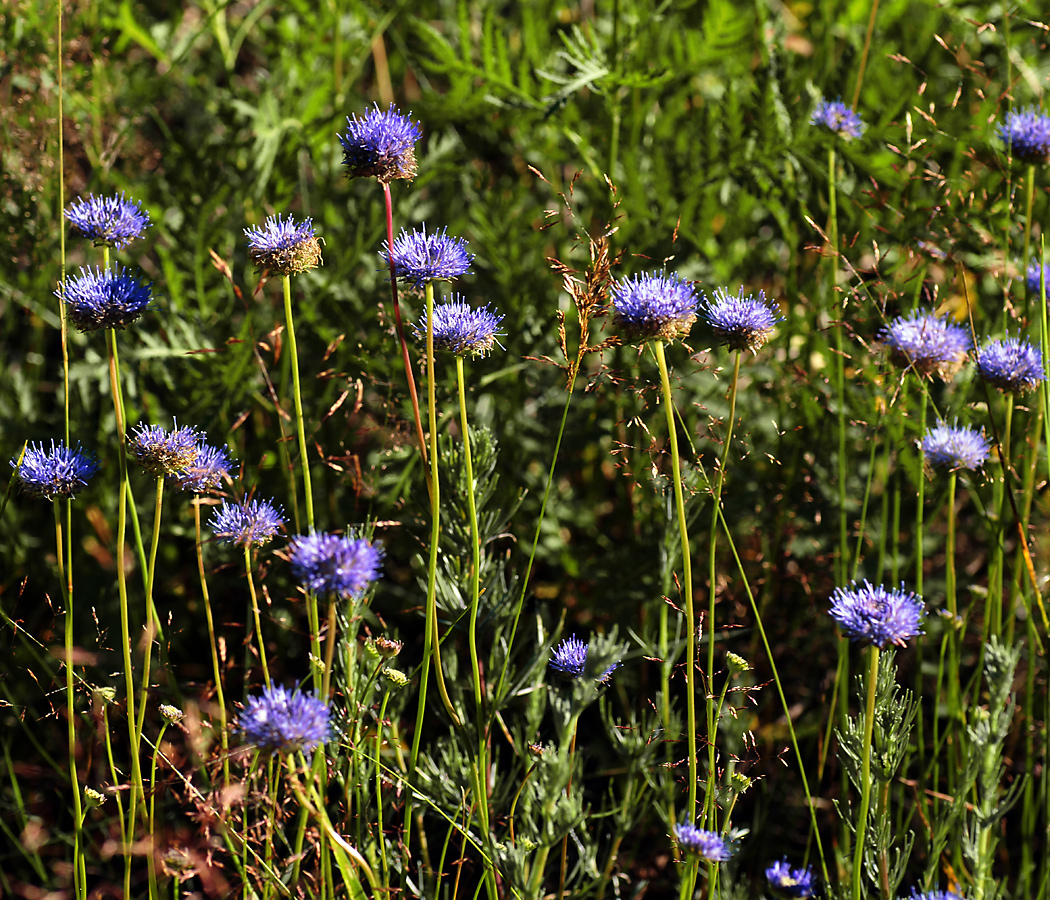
[652,339,697,823]
[828,143,850,585]
[705,350,742,828]
[135,476,165,748]
[853,645,880,900]
[244,543,271,686]
[945,471,960,722]
[915,389,927,599]
[1024,162,1035,324]
[375,689,392,889]
[850,0,880,110]
[282,274,315,536]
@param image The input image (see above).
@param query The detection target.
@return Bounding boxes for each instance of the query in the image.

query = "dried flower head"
[674,824,732,861]
[289,532,384,599]
[883,311,971,380]
[829,580,924,648]
[385,225,473,289]
[611,271,699,343]
[58,266,153,332]
[244,214,322,276]
[339,104,422,183]
[977,335,1045,394]
[210,498,285,547]
[701,287,781,352]
[128,422,200,477]
[811,98,865,140]
[414,296,503,357]
[64,192,151,249]
[159,704,185,723]
[374,637,403,658]
[166,442,234,494]
[921,423,990,472]
[765,859,817,899]
[11,440,99,500]
[997,107,1050,163]
[239,684,330,754]
[548,635,588,680]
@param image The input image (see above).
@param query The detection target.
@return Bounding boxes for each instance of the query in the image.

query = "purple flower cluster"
[211,498,285,547]
[1026,262,1049,294]
[701,287,781,352]
[828,580,924,649]
[997,107,1050,163]
[765,859,816,898]
[11,441,99,501]
[58,266,153,332]
[414,296,503,356]
[128,422,200,477]
[611,271,699,343]
[977,336,1045,394]
[244,215,322,276]
[673,824,731,861]
[921,423,990,472]
[167,442,234,494]
[386,226,473,289]
[239,684,330,754]
[548,635,619,684]
[811,98,865,140]
[883,311,971,380]
[289,532,384,599]
[64,192,151,249]
[339,104,422,183]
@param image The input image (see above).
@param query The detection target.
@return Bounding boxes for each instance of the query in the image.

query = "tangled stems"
[193,497,230,788]
[382,182,430,491]
[853,645,880,900]
[651,339,697,821]
[55,503,86,900]
[705,349,742,828]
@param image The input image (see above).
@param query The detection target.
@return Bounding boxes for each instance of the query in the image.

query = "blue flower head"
[57,266,153,332]
[244,214,322,276]
[210,498,285,547]
[884,311,971,380]
[339,104,422,183]
[765,859,817,899]
[701,286,781,352]
[11,440,99,500]
[64,192,151,249]
[829,580,924,648]
[239,683,330,754]
[548,635,588,680]
[673,824,732,861]
[414,295,503,357]
[167,442,234,494]
[977,335,1045,394]
[128,421,200,477]
[997,107,1050,163]
[811,98,865,140]
[611,271,699,343]
[907,891,965,900]
[1026,262,1049,294]
[385,225,473,289]
[289,532,384,599]
[921,423,990,472]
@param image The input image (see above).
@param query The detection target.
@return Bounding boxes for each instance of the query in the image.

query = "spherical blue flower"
[997,107,1050,163]
[548,635,589,680]
[385,225,473,289]
[611,271,699,343]
[244,214,322,276]
[57,266,153,332]
[11,440,99,501]
[906,891,965,900]
[1026,262,1048,294]
[64,192,151,249]
[765,859,817,899]
[701,286,781,352]
[921,423,990,472]
[128,421,200,477]
[883,311,971,380]
[673,824,732,861]
[413,295,503,356]
[289,532,384,599]
[977,335,1045,394]
[339,104,422,183]
[210,498,285,547]
[239,683,330,754]
[166,442,234,494]
[811,98,865,140]
[828,580,924,649]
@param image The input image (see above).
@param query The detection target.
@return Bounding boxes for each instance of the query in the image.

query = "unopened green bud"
[730,772,753,794]
[159,704,184,723]
[84,787,106,807]
[517,836,538,852]
[726,652,751,675]
[94,686,117,704]
[381,668,409,689]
